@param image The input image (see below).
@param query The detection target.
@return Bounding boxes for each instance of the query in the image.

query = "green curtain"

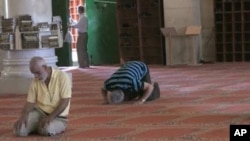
[52,0,73,66]
[86,0,119,65]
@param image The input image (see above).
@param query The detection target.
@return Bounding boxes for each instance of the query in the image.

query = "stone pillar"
[0,48,58,94]
[163,0,201,65]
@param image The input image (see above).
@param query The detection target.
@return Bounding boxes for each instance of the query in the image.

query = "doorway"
[69,0,84,65]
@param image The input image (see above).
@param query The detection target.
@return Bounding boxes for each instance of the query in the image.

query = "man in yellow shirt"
[13,56,72,136]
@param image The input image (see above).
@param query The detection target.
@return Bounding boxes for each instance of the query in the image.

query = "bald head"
[29,56,46,68]
[29,56,48,81]
[107,90,124,104]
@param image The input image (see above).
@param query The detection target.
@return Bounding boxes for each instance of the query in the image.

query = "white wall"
[3,0,52,24]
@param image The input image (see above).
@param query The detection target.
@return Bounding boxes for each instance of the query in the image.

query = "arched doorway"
[69,0,84,65]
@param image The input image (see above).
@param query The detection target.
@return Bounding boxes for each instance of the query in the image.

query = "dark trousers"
[126,67,160,101]
[77,33,89,67]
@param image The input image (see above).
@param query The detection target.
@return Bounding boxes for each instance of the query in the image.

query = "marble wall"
[163,0,214,64]
[163,0,201,65]
[0,1,3,71]
[200,0,215,62]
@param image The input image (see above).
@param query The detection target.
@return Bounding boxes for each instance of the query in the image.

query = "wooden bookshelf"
[215,0,250,62]
[116,0,165,64]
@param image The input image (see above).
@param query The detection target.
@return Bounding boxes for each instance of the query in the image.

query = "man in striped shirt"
[102,61,160,104]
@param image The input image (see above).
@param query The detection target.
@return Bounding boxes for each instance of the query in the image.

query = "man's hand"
[135,82,154,104]
[14,116,28,132]
[133,99,145,105]
[14,102,35,132]
[39,116,53,129]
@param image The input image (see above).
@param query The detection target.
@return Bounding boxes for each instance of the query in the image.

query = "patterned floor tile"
[132,128,200,140]
[197,128,228,140]
[68,128,134,139]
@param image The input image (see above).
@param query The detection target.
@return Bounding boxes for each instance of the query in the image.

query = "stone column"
[163,0,201,65]
[0,48,58,94]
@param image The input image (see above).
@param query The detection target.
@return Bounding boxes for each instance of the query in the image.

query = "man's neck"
[79,13,85,18]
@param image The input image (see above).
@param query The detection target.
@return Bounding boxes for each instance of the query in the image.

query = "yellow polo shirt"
[27,68,72,117]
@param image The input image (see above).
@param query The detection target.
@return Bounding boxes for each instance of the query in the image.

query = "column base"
[0,71,72,94]
[0,77,32,94]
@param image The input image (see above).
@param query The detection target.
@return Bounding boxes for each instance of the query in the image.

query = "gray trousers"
[13,107,67,136]
[77,33,89,68]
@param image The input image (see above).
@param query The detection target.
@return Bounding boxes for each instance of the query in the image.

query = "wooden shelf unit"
[215,0,250,62]
[116,0,165,64]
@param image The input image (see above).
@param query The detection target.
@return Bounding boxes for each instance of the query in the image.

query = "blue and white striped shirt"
[104,61,148,94]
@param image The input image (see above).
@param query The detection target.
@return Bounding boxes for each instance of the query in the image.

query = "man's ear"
[42,64,47,69]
